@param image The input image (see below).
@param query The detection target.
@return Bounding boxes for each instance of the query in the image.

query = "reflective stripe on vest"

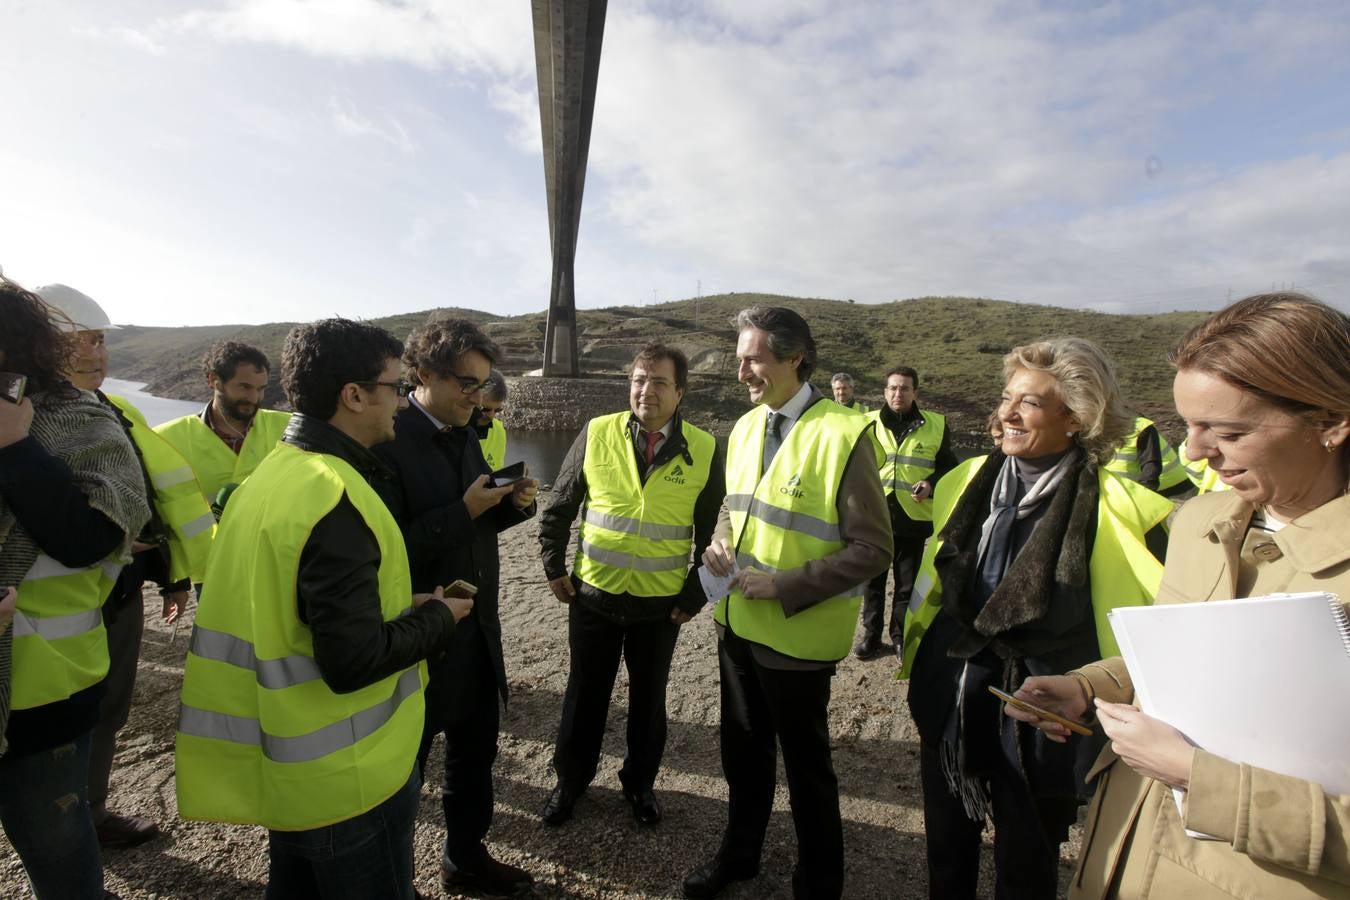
[573,412,714,597]
[714,399,877,662]
[108,395,217,583]
[1176,439,1230,494]
[154,408,290,505]
[1105,416,1189,492]
[899,457,1173,678]
[867,408,945,520]
[10,554,116,709]
[175,441,424,831]
[479,419,507,470]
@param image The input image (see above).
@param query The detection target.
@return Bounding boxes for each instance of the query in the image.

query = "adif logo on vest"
[779,472,804,499]
[663,463,687,485]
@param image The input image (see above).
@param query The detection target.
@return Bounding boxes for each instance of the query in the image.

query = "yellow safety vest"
[845,400,869,413]
[899,455,1172,677]
[175,441,425,831]
[1176,438,1229,494]
[714,399,879,662]
[107,395,216,583]
[1105,416,1188,492]
[867,407,946,521]
[479,419,507,470]
[154,408,290,505]
[11,554,118,710]
[573,412,714,598]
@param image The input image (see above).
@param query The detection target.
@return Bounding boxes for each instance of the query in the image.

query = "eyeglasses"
[359,380,413,398]
[450,374,490,395]
[630,376,676,390]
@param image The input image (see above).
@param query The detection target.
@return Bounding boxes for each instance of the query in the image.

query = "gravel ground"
[1,512,1082,899]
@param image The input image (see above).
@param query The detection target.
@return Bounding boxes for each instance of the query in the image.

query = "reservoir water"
[102,378,580,487]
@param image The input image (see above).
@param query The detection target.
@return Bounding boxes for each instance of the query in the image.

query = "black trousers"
[416,635,500,872]
[917,738,1068,900]
[861,533,927,646]
[718,629,843,900]
[552,600,681,793]
[89,590,144,821]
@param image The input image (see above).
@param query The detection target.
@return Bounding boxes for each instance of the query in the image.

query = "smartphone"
[988,685,1093,736]
[445,579,478,599]
[0,373,27,405]
[489,461,526,487]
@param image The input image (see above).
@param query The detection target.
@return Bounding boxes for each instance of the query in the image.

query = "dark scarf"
[933,448,1101,822]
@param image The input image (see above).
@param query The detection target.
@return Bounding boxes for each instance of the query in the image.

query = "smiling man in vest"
[373,318,538,897]
[687,308,891,900]
[474,368,509,470]
[829,372,867,412]
[155,340,290,510]
[35,283,214,850]
[538,343,725,829]
[175,318,470,899]
[854,365,957,659]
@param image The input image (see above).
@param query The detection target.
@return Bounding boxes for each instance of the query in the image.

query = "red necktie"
[644,430,661,465]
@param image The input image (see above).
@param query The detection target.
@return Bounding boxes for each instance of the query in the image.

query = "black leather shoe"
[682,855,758,899]
[540,784,578,826]
[441,855,533,896]
[95,811,160,849]
[852,637,881,659]
[622,787,662,826]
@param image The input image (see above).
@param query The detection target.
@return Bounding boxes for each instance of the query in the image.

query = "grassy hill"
[106,293,1210,445]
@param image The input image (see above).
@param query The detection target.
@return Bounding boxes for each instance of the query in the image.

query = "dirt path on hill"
[1,512,1083,899]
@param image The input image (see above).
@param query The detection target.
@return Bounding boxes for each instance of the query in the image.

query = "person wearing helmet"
[34,283,214,851]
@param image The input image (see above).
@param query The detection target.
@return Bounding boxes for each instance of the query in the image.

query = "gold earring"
[1328,440,1339,454]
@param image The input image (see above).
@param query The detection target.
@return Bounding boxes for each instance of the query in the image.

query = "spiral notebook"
[1108,592,1350,799]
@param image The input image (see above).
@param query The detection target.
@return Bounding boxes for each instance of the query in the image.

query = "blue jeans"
[0,731,105,899]
[265,768,420,900]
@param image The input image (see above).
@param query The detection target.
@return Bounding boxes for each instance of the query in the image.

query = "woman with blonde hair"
[901,337,1174,898]
[1009,292,1350,898]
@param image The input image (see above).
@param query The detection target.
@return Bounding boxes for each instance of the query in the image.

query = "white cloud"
[328,94,417,155]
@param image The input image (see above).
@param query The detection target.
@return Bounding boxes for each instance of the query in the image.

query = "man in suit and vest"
[829,372,867,412]
[687,307,892,900]
[373,317,538,897]
[537,343,725,828]
[474,369,509,470]
[155,340,290,510]
[854,365,957,659]
[36,283,214,850]
[176,318,469,899]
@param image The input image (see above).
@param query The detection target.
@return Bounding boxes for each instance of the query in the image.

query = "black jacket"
[539,410,726,622]
[281,414,456,694]
[372,404,535,704]
[878,401,959,538]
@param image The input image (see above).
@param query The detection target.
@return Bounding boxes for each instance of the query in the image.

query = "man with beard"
[373,316,538,896]
[474,369,509,470]
[853,366,957,659]
[155,340,291,508]
[34,283,214,850]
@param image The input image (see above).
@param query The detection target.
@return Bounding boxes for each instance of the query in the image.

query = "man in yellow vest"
[538,343,725,829]
[154,340,290,510]
[35,283,212,851]
[686,308,892,900]
[473,368,509,469]
[829,371,868,412]
[1105,414,1191,497]
[372,318,538,896]
[175,318,470,899]
[855,365,957,659]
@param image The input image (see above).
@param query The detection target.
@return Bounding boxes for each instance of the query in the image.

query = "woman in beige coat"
[1005,291,1350,899]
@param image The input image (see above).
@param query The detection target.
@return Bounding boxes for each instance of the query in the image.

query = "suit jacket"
[373,404,535,704]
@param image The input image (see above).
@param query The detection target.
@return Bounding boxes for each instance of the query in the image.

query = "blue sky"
[2,1,1348,326]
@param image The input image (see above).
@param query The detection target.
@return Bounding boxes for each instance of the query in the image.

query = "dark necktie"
[643,430,662,466]
[762,412,785,471]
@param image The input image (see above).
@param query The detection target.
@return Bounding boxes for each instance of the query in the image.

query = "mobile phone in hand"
[445,579,478,599]
[988,685,1093,736]
[0,373,27,405]
[489,461,526,487]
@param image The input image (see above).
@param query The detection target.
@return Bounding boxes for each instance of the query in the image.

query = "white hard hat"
[33,283,120,332]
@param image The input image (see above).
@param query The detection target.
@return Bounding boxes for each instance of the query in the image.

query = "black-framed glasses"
[451,374,489,395]
[358,380,413,398]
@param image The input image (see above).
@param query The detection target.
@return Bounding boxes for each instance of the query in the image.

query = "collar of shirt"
[767,380,814,427]
[410,393,451,432]
[630,413,675,455]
